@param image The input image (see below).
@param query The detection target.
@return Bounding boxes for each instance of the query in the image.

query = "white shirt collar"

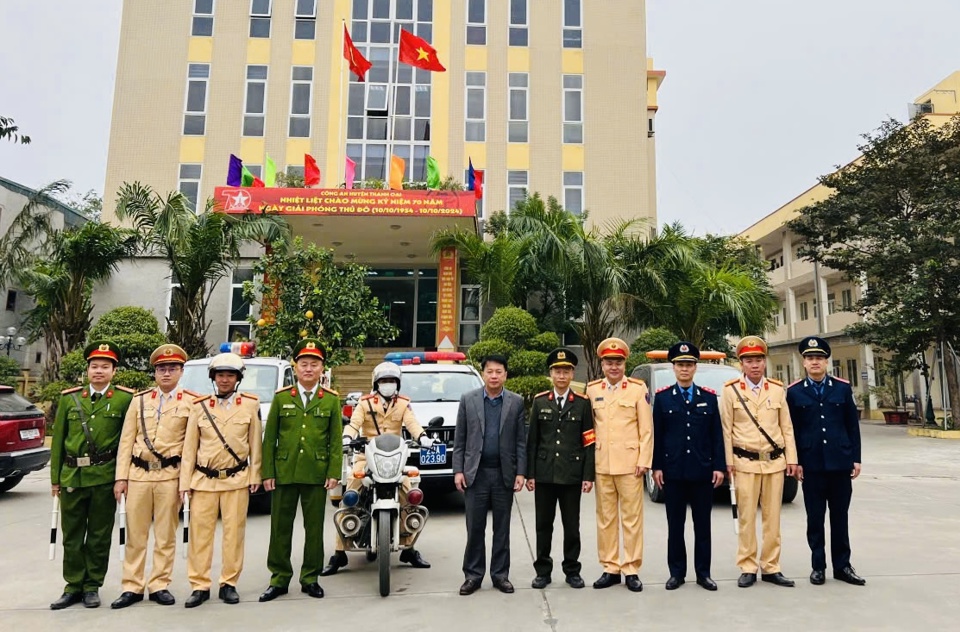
[554,389,570,401]
[745,376,763,390]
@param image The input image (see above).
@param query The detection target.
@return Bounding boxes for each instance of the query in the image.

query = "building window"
[192,0,214,36]
[295,0,316,39]
[813,298,819,319]
[250,0,271,38]
[648,117,655,138]
[832,359,842,378]
[183,64,209,136]
[465,71,486,142]
[775,364,785,382]
[460,284,482,347]
[509,0,528,46]
[827,292,836,314]
[799,301,809,321]
[178,164,202,211]
[875,357,886,386]
[466,0,486,45]
[842,288,853,309]
[166,271,183,331]
[229,268,255,341]
[289,66,313,137]
[243,65,268,137]
[508,72,528,142]
[846,358,859,387]
[507,170,528,212]
[563,0,582,48]
[563,74,583,143]
[773,312,781,328]
[5,290,16,311]
[564,172,584,215]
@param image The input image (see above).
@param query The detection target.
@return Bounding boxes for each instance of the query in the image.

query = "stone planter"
[882,410,910,425]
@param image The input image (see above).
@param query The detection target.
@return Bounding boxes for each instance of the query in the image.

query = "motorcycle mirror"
[428,416,444,428]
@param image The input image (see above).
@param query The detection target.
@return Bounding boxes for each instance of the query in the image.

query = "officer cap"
[294,338,326,362]
[547,347,578,369]
[735,336,768,358]
[597,337,629,360]
[84,340,121,366]
[150,343,188,367]
[668,341,700,363]
[799,336,830,358]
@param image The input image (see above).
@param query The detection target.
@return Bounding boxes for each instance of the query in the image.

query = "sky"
[1,0,959,235]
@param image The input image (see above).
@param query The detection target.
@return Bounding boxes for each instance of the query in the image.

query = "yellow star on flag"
[416,47,430,61]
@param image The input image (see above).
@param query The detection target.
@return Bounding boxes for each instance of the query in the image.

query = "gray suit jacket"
[452,387,527,488]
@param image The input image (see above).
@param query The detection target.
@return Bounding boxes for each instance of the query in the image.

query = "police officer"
[720,336,798,588]
[180,353,262,608]
[526,348,595,590]
[50,341,134,610]
[259,339,342,602]
[586,338,653,592]
[787,336,865,586]
[112,344,196,608]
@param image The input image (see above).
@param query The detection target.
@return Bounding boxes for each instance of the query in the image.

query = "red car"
[0,385,49,493]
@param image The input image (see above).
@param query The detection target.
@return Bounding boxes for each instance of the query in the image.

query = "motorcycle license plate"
[420,444,447,465]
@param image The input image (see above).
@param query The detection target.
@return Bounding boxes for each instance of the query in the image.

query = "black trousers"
[533,482,582,577]
[663,478,714,579]
[802,470,853,571]
[463,467,514,582]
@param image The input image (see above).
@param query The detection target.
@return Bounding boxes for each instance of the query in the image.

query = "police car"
[384,351,484,491]
[631,351,799,504]
[180,342,295,512]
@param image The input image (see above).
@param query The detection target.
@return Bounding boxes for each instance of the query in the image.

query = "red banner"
[436,247,458,350]
[214,187,476,217]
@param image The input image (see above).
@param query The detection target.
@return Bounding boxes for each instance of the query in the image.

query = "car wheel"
[782,475,799,503]
[0,475,24,493]
[249,491,272,514]
[645,470,665,503]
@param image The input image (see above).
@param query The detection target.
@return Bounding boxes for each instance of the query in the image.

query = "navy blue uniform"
[652,384,725,580]
[786,377,861,572]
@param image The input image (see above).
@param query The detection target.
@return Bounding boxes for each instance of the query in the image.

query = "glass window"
[465,71,485,142]
[563,0,582,48]
[459,285,481,347]
[243,65,268,137]
[183,64,209,136]
[178,164,202,212]
[250,0,271,38]
[563,74,583,144]
[563,171,583,215]
[289,66,312,138]
[507,170,528,212]
[466,0,486,45]
[508,72,528,142]
[192,0,214,36]
[228,268,254,340]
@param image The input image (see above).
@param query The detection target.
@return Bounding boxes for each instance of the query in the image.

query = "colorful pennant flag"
[264,155,277,187]
[426,156,440,189]
[398,29,446,72]
[468,158,485,200]
[343,25,372,82]
[389,155,406,191]
[305,154,321,187]
[227,154,243,187]
[345,156,356,189]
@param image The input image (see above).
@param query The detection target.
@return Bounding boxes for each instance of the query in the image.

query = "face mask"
[377,382,398,399]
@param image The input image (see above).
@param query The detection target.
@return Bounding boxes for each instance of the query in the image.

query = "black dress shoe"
[531,575,551,589]
[761,572,795,587]
[149,589,176,605]
[50,592,83,610]
[83,591,101,608]
[399,548,431,568]
[459,579,481,595]
[625,575,643,592]
[696,576,718,591]
[565,574,585,589]
[301,583,324,598]
[593,572,622,589]
[834,566,866,586]
[110,591,143,609]
[493,578,515,594]
[184,590,210,608]
[665,576,684,591]
[320,551,348,576]
[737,573,757,588]
[259,586,288,602]
[218,584,239,604]
[810,570,826,585]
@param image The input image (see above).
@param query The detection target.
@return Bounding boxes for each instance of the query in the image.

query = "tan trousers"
[734,471,785,574]
[122,479,180,593]
[336,462,414,550]
[187,488,249,590]
[595,472,645,575]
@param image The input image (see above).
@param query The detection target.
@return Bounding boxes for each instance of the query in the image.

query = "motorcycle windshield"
[372,434,403,452]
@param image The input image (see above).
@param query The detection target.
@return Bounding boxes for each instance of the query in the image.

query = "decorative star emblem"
[810,339,819,347]
[416,47,430,61]
[224,189,252,211]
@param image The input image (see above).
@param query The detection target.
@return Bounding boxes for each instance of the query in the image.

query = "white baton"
[49,496,60,561]
[182,494,190,559]
[728,474,739,535]
[118,494,127,559]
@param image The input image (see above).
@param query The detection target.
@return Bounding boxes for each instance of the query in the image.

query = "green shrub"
[59,349,87,383]
[508,350,548,377]
[527,331,561,353]
[112,369,153,391]
[467,339,514,367]
[31,380,73,404]
[479,307,539,348]
[626,327,681,374]
[88,306,167,372]
[505,375,552,409]
[0,356,21,387]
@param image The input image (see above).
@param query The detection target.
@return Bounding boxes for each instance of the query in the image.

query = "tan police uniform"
[340,393,426,547]
[720,337,798,575]
[180,392,262,592]
[586,338,654,577]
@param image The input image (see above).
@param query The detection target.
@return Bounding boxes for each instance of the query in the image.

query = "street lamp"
[0,326,26,356]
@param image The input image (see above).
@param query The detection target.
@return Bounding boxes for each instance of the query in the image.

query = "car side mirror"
[428,416,444,428]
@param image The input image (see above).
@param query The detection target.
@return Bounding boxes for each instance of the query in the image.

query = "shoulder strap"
[365,398,383,435]
[70,392,101,457]
[198,401,244,466]
[139,394,165,461]
[729,384,782,452]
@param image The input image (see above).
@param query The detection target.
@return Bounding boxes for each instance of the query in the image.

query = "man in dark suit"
[526,348,595,590]
[652,342,725,591]
[787,336,865,587]
[453,354,527,596]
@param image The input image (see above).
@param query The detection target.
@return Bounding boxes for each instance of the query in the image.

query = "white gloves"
[342,436,352,446]
[419,435,435,449]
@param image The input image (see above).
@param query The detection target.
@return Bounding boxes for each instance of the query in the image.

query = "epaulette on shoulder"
[534,390,551,398]
[241,392,259,400]
[627,377,646,386]
[587,379,603,386]
[656,385,671,394]
[321,386,339,396]
[573,391,589,399]
[115,385,135,394]
[275,385,294,394]
[767,378,783,386]
[787,379,803,388]
[396,394,409,401]
[701,386,717,395]
[182,389,201,398]
[360,393,376,401]
[833,376,850,384]
[192,394,209,404]
[61,386,83,394]
[135,388,153,397]
[724,378,740,386]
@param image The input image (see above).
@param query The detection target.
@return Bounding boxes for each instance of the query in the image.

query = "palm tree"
[430,225,529,308]
[0,115,30,144]
[115,182,290,357]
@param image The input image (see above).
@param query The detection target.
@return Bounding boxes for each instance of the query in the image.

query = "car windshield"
[652,366,742,395]
[181,363,280,404]
[400,371,482,402]
[0,390,38,412]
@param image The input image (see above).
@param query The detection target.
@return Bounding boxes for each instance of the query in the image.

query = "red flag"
[343,25,372,82]
[398,29,446,72]
[252,176,265,188]
[305,154,320,187]
[474,170,484,200]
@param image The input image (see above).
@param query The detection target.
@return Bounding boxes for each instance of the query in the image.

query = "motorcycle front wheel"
[378,511,391,597]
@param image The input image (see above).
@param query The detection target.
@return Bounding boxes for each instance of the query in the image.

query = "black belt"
[65,450,117,467]
[733,446,784,462]
[196,462,248,479]
[132,454,181,472]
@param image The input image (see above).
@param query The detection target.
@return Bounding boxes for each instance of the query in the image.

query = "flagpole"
[338,19,347,188]
[384,35,402,189]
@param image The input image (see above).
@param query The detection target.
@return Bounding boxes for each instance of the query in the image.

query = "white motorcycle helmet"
[208,352,245,395]
[372,361,401,399]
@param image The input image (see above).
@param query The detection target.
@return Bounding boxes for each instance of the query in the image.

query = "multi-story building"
[740,71,960,418]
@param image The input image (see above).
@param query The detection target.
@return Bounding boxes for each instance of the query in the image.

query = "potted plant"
[870,384,909,424]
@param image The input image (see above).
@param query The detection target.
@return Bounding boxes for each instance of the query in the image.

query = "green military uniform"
[526,348,596,582]
[261,340,343,591]
[50,341,134,597]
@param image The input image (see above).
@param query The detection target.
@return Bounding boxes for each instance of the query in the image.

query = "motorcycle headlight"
[370,453,403,479]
